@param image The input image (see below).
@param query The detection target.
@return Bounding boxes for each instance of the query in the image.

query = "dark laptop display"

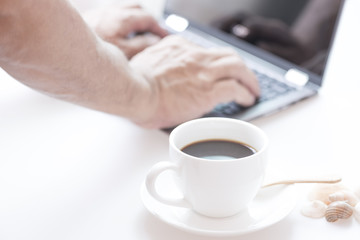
[163,0,344,120]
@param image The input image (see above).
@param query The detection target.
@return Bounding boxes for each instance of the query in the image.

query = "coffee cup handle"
[145,161,191,209]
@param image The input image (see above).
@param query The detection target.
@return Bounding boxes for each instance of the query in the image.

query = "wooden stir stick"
[262,175,342,188]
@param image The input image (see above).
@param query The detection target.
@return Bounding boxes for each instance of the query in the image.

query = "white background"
[1,0,360,239]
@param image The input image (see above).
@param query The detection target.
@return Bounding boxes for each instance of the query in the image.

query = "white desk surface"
[1,0,360,239]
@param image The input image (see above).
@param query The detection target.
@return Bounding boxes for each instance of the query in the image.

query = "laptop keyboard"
[255,71,296,102]
[214,71,296,116]
[177,30,297,116]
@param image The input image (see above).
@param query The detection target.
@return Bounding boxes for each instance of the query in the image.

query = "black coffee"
[181,139,256,160]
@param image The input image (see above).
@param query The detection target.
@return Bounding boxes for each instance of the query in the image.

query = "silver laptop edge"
[161,0,345,121]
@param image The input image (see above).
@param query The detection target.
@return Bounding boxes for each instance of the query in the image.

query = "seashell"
[325,201,353,222]
[328,190,360,207]
[308,183,349,205]
[301,200,327,218]
[354,202,360,223]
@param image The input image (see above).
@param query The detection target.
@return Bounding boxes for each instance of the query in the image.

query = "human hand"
[129,35,260,129]
[83,4,168,59]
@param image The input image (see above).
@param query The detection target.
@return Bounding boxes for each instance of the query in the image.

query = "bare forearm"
[0,0,260,129]
[0,0,154,123]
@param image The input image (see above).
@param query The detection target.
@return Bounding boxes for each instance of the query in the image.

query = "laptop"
[161,0,345,121]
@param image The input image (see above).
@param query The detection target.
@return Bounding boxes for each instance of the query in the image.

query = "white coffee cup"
[145,118,268,218]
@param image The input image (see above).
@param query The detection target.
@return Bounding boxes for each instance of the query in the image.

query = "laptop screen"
[165,0,343,77]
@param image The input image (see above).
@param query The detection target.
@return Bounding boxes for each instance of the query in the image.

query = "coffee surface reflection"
[181,139,256,160]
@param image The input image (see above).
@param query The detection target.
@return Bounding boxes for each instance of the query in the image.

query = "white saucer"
[140,175,298,237]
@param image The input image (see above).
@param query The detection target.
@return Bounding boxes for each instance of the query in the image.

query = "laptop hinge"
[285,69,309,87]
[165,14,189,32]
